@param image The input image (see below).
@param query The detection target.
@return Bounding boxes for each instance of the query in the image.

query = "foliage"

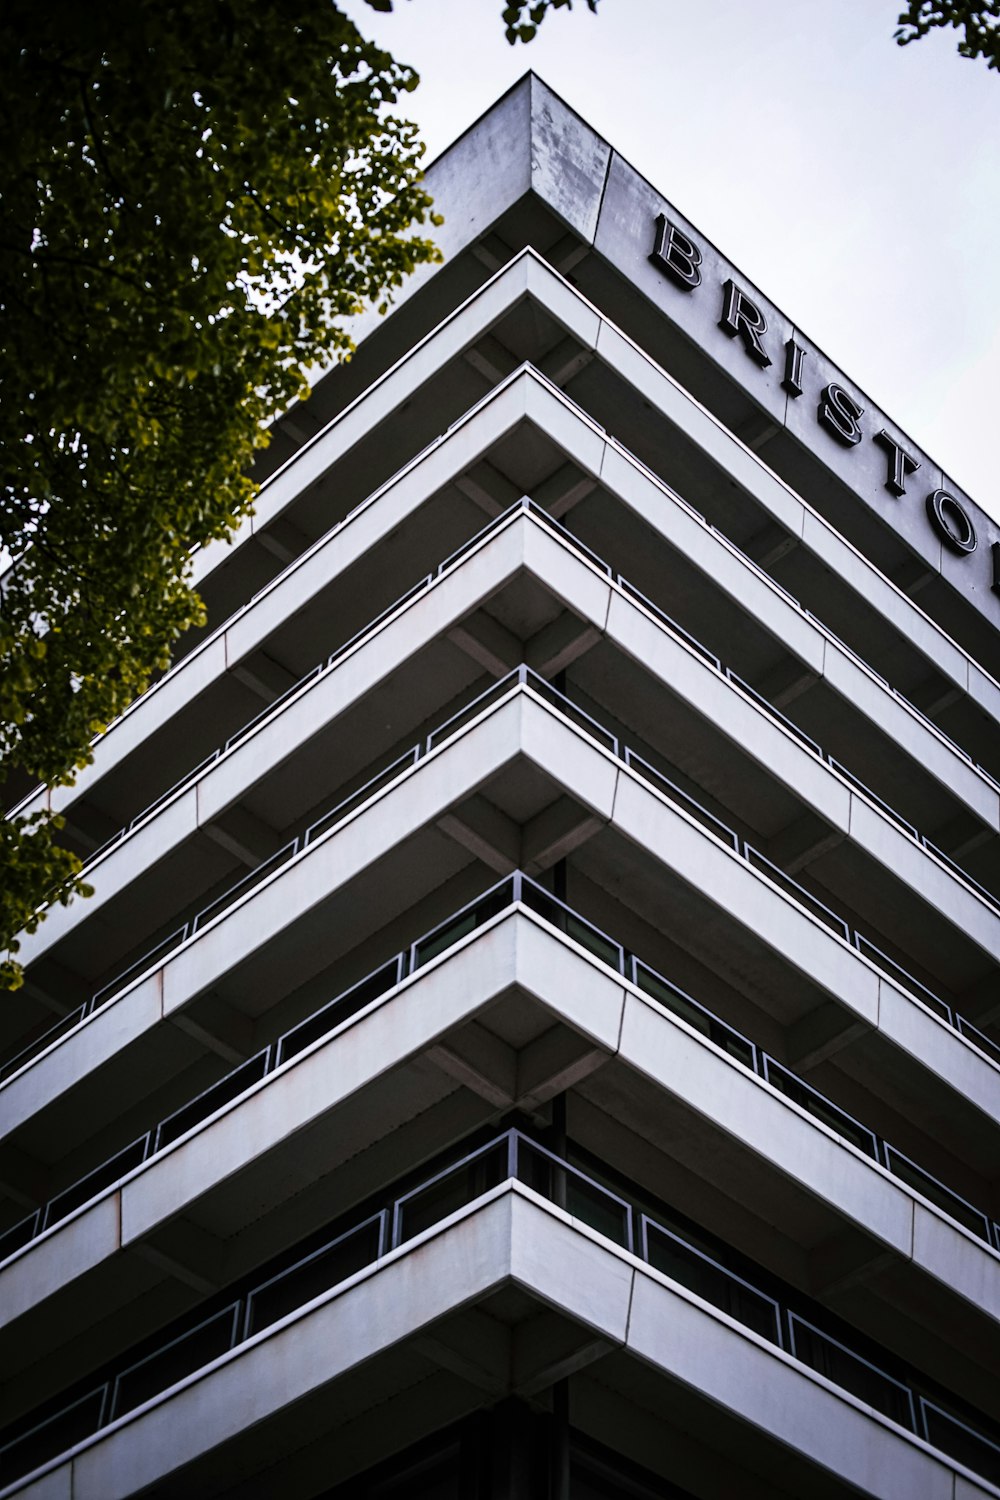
[365,0,599,46]
[0,0,443,987]
[0,816,92,991]
[895,2,1000,68]
[0,0,600,991]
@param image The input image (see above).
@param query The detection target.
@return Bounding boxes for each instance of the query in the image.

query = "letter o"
[926,489,977,555]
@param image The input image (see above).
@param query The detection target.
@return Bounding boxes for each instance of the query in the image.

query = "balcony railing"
[11,338,1000,848]
[2,871,996,1300]
[1,1127,997,1490]
[6,505,997,1083]
[4,665,998,1105]
[55,499,1000,920]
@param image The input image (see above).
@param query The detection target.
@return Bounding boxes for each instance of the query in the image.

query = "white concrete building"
[1,74,999,1499]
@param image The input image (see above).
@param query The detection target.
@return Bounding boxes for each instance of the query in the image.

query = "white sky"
[340,0,1000,519]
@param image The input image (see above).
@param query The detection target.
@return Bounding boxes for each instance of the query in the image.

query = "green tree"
[895,2,1000,69]
[0,0,598,989]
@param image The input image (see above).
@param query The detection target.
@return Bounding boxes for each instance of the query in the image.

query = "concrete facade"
[1,74,999,1499]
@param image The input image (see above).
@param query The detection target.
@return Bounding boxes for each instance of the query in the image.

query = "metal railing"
[10,347,1000,862]
[77,500,540,871]
[57,500,1000,928]
[1,1126,997,1490]
[2,871,996,1283]
[4,664,999,1096]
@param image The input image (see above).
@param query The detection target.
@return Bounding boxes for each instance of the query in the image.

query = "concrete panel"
[161,694,525,1016]
[527,76,611,246]
[611,770,880,1027]
[968,658,1000,730]
[17,790,199,968]
[821,647,1000,831]
[597,439,828,675]
[122,916,524,1245]
[594,318,806,540]
[594,152,792,430]
[20,519,532,970]
[0,1192,120,1328]
[4,1471,72,1500]
[524,253,602,350]
[15,358,537,833]
[590,292,988,718]
[246,256,538,545]
[512,911,626,1053]
[341,75,535,352]
[523,372,606,477]
[626,1266,954,1500]
[520,692,618,822]
[605,590,850,830]
[508,1184,633,1343]
[0,976,162,1140]
[46,638,228,822]
[877,978,1000,1127]
[194,516,530,828]
[912,1205,1000,1324]
[957,1476,1000,1500]
[588,138,1000,638]
[69,1191,519,1500]
[783,336,947,592]
[847,796,1000,959]
[618,993,912,1258]
[520,521,612,630]
[799,511,966,691]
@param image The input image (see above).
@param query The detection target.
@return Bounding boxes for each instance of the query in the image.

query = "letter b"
[650,214,702,291]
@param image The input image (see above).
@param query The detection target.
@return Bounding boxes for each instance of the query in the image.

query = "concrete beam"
[169,994,254,1065]
[470,231,514,273]
[521,796,604,872]
[769,812,845,875]
[413,1310,510,1396]
[786,1001,871,1073]
[525,612,600,679]
[890,555,938,599]
[201,807,279,870]
[427,1022,517,1109]
[538,336,594,389]
[909,676,965,719]
[752,658,819,712]
[735,411,781,454]
[130,1217,226,1296]
[253,516,312,567]
[463,333,519,386]
[545,232,590,275]
[809,1228,898,1299]
[230,651,299,705]
[745,519,798,569]
[455,459,522,517]
[20,963,88,1016]
[516,1026,607,1110]
[436,796,521,875]
[447,613,521,678]
[533,460,597,518]
[931,812,994,862]
[511,1310,612,1396]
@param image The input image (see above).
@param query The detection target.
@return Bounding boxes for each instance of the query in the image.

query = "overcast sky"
[340,0,1000,519]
